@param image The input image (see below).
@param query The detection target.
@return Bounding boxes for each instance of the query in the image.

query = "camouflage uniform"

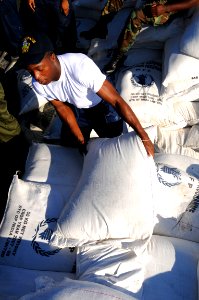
[0,83,21,143]
[0,82,29,221]
[101,0,174,53]
[120,0,174,53]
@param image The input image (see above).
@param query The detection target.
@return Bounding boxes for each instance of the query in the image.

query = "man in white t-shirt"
[20,33,154,157]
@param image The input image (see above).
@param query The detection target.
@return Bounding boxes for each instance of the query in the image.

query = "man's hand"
[61,0,69,15]
[141,139,154,157]
[97,80,155,157]
[151,4,167,17]
[28,0,36,12]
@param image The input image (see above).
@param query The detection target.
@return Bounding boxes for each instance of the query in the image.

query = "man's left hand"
[151,4,167,17]
[142,139,154,157]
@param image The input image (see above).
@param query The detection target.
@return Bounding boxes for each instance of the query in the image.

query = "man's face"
[27,52,61,85]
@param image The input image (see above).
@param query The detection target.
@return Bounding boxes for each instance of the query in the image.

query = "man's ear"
[50,52,56,61]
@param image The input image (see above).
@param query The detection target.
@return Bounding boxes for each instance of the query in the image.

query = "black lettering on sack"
[12,237,22,256]
[23,217,28,225]
[129,93,161,104]
[0,207,30,258]
[131,62,161,72]
[20,225,26,235]
[17,205,22,214]
[10,235,17,247]
[15,222,21,235]
[9,222,16,236]
[1,238,11,257]
[19,209,26,221]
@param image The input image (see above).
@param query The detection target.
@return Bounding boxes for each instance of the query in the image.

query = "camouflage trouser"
[101,0,174,53]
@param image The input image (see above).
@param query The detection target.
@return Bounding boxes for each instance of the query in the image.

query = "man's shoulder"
[58,52,89,63]
[58,53,95,75]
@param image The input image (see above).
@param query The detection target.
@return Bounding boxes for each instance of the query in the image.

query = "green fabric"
[0,83,21,143]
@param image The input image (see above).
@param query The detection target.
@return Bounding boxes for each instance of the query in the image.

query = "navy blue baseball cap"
[21,33,54,65]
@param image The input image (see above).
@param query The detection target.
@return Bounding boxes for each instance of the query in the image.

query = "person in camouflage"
[0,79,29,221]
[81,0,199,74]
[107,0,199,73]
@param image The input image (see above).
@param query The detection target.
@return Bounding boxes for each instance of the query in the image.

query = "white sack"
[153,162,199,242]
[76,241,148,297]
[18,277,134,300]
[23,143,83,188]
[180,6,199,59]
[116,62,187,128]
[124,48,162,67]
[154,152,199,179]
[0,265,74,300]
[161,36,199,102]
[133,16,184,49]
[151,100,199,130]
[161,82,199,103]
[155,126,199,159]
[0,175,76,272]
[162,36,199,86]
[144,235,199,300]
[51,127,157,248]
[171,100,199,128]
[17,70,48,115]
[184,124,199,150]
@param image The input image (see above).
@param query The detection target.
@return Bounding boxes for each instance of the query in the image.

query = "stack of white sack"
[1,1,199,299]
[0,144,84,273]
[1,125,199,299]
[0,126,157,299]
[0,144,83,299]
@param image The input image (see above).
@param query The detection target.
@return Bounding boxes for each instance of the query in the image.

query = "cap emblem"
[22,36,36,54]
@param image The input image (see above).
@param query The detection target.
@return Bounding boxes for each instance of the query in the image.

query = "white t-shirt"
[32,53,106,108]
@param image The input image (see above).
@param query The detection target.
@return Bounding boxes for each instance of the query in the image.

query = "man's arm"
[51,99,85,145]
[97,80,154,157]
[151,0,199,16]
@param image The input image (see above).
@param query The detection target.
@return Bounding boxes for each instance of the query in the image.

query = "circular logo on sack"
[131,73,154,87]
[156,163,181,187]
[31,218,75,257]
